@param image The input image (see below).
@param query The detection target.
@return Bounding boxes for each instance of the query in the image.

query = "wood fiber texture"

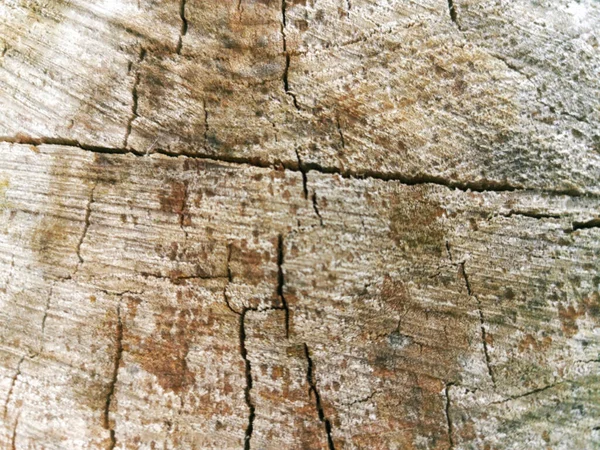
[0,0,599,449]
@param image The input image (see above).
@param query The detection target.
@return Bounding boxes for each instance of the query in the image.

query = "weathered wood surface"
[0,0,599,449]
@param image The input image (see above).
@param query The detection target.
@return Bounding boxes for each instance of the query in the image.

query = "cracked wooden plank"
[0,0,599,448]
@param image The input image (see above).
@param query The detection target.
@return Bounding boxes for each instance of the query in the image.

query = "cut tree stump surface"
[0,0,599,449]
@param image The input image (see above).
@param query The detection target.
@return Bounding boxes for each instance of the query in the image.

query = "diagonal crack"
[335,116,345,149]
[304,343,336,450]
[2,356,25,420]
[459,261,496,387]
[490,381,567,405]
[447,0,460,28]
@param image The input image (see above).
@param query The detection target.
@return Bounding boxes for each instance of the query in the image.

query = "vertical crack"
[176,0,188,54]
[39,284,55,351]
[223,243,241,315]
[2,356,25,420]
[447,0,461,29]
[203,99,210,150]
[123,47,146,148]
[277,235,290,338]
[303,344,336,450]
[312,192,324,226]
[444,383,455,449]
[295,149,308,200]
[104,302,123,450]
[240,308,255,450]
[10,413,19,450]
[75,183,97,267]
[459,262,496,386]
[445,240,453,262]
[335,116,345,149]
[446,242,495,386]
[281,0,299,110]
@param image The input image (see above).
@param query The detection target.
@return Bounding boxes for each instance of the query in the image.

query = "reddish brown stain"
[558,292,600,337]
[131,303,217,394]
[159,180,191,227]
[518,334,552,353]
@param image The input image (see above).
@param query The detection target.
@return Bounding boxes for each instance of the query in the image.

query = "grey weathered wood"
[0,0,599,449]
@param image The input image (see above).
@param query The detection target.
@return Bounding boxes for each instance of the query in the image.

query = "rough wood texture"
[0,0,599,449]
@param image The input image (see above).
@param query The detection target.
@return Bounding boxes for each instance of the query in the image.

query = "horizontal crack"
[498,210,563,220]
[571,217,600,231]
[0,136,595,197]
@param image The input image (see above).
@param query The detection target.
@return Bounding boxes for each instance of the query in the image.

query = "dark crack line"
[459,262,496,387]
[104,302,123,450]
[10,413,19,450]
[39,285,55,351]
[123,47,146,148]
[295,149,308,199]
[2,356,25,420]
[571,217,600,231]
[490,381,566,405]
[336,116,345,149]
[0,136,594,198]
[444,383,455,449]
[277,235,290,338]
[176,0,188,54]
[445,240,453,262]
[281,0,299,110]
[304,344,336,450]
[447,0,459,26]
[139,271,228,284]
[340,389,380,407]
[499,210,562,220]
[240,308,255,450]
[75,183,97,268]
[312,192,324,226]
